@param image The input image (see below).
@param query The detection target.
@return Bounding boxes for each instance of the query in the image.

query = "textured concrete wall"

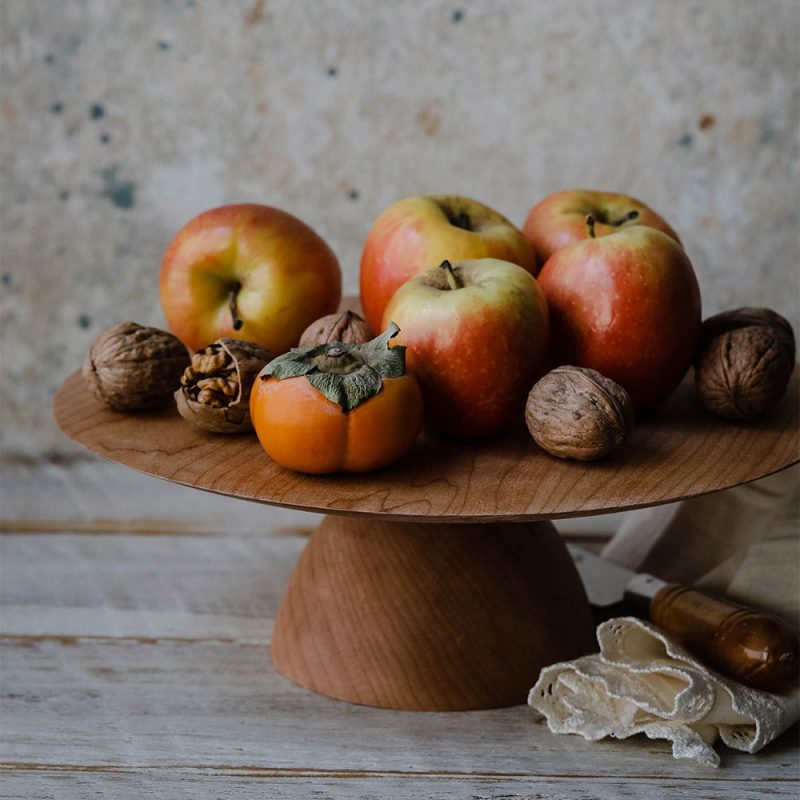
[2,0,798,457]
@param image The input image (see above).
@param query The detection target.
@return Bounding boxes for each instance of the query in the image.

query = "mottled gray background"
[2,0,799,459]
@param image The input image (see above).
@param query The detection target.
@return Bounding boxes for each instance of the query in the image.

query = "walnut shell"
[82,322,190,410]
[298,310,374,348]
[175,338,271,433]
[525,366,634,461]
[698,307,795,352]
[694,308,795,421]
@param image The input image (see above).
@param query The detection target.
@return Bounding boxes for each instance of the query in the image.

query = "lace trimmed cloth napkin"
[529,467,800,767]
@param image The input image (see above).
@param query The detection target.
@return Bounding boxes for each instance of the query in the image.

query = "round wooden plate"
[53,367,799,523]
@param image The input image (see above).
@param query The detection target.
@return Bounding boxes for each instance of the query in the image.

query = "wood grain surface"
[271,516,596,710]
[53,366,800,523]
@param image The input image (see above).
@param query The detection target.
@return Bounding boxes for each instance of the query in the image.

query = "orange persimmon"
[250,323,423,474]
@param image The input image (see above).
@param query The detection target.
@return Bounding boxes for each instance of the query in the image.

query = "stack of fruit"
[82,192,795,474]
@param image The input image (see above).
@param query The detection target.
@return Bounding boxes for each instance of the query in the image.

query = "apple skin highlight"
[383,258,549,440]
[360,195,537,333]
[160,204,341,355]
[523,189,681,265]
[537,226,701,412]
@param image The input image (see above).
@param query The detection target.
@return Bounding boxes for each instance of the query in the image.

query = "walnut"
[175,338,271,433]
[694,307,795,420]
[82,322,190,410]
[525,366,634,460]
[298,310,374,348]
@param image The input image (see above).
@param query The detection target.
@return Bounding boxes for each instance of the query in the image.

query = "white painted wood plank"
[2,768,798,800]
[0,533,304,639]
[2,637,798,781]
[1,456,321,534]
[0,606,272,641]
[0,636,662,775]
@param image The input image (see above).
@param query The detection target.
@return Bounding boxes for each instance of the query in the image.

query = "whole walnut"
[82,322,190,410]
[298,309,374,348]
[694,308,795,421]
[175,338,271,433]
[525,366,634,461]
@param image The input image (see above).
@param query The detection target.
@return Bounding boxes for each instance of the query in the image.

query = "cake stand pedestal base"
[270,514,596,711]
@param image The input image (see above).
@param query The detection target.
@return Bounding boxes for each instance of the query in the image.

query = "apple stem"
[229,282,244,331]
[455,211,471,230]
[611,209,639,227]
[585,215,596,239]
[439,259,461,290]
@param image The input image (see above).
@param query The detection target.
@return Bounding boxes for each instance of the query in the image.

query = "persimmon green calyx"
[259,322,407,412]
[312,346,364,374]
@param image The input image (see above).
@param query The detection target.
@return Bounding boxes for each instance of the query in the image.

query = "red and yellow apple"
[523,189,681,264]
[382,258,549,440]
[160,204,341,354]
[360,195,537,333]
[537,219,701,412]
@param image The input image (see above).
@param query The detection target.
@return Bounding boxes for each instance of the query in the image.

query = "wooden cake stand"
[53,364,799,711]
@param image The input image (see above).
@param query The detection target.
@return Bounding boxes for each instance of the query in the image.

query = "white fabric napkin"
[529,616,799,767]
[529,466,800,766]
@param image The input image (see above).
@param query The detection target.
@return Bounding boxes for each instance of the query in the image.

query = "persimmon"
[250,323,423,474]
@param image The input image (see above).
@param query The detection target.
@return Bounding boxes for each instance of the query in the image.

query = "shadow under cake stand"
[53,365,799,711]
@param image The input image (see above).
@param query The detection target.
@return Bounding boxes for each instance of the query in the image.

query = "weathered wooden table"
[2,369,799,797]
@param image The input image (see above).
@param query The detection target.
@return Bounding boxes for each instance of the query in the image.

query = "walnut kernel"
[175,338,271,433]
